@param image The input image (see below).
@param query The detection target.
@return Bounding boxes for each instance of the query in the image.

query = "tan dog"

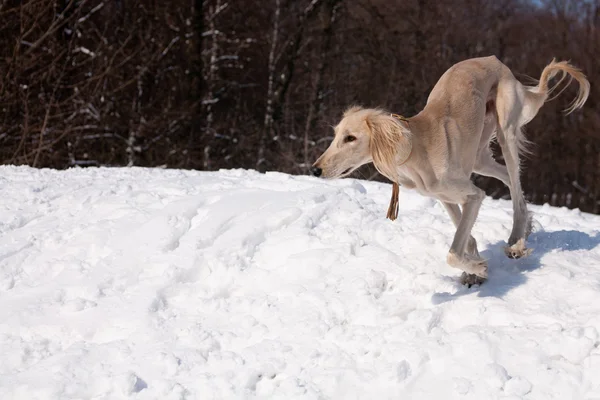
[311,56,589,285]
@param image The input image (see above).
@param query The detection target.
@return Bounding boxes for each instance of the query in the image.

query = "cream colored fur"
[312,56,590,284]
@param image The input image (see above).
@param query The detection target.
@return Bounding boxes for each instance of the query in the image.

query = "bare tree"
[259,0,281,168]
[0,0,599,213]
[303,0,341,169]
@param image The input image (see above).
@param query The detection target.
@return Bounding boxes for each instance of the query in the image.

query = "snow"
[1,165,600,400]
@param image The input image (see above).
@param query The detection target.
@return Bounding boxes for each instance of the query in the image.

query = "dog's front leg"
[444,184,488,280]
[441,201,480,257]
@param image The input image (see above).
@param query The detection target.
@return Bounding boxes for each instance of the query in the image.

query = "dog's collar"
[390,113,412,166]
[391,113,409,122]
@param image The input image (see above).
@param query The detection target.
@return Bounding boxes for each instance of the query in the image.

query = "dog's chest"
[397,170,448,202]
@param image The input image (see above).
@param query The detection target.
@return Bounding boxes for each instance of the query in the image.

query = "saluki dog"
[310,56,589,285]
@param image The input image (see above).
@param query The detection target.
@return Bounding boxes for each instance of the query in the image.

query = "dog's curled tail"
[536,58,590,114]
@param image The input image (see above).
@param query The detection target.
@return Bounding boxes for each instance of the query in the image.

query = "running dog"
[310,56,589,285]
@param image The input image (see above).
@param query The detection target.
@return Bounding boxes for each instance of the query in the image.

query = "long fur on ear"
[387,182,400,220]
[365,110,412,181]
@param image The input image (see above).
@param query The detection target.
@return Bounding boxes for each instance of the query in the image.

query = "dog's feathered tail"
[529,58,590,114]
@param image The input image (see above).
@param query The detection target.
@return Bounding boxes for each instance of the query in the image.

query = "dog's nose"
[310,166,322,177]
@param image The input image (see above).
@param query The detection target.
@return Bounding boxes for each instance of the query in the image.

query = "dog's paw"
[460,272,486,287]
[504,238,533,259]
[447,251,488,278]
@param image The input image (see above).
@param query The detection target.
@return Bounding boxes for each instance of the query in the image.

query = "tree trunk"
[258,0,324,170]
[190,0,205,167]
[203,0,222,170]
[303,0,340,169]
[258,0,281,168]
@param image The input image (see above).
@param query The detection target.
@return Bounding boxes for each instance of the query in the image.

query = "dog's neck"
[381,113,413,181]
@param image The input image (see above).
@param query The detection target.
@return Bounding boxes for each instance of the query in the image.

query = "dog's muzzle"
[310,166,322,177]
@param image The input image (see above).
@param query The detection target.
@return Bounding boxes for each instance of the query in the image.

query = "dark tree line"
[1,0,599,213]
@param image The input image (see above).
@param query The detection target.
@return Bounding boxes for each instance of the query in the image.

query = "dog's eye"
[344,135,356,143]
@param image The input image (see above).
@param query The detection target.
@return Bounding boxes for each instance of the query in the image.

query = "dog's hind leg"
[474,150,511,188]
[495,123,533,259]
[473,116,511,187]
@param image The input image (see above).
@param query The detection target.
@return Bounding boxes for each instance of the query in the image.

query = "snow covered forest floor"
[1,166,600,399]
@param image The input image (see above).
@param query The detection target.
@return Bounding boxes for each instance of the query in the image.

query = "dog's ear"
[365,113,412,181]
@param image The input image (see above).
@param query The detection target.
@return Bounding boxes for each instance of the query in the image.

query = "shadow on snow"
[431,228,600,304]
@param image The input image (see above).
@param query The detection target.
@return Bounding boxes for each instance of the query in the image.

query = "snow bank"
[1,166,599,399]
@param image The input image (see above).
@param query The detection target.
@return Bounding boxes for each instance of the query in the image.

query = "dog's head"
[311,106,411,181]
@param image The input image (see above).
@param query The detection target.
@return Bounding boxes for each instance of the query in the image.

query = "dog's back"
[418,55,588,157]
[411,56,507,171]
[424,56,504,112]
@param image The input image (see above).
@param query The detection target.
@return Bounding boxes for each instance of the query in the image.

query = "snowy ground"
[1,166,600,400]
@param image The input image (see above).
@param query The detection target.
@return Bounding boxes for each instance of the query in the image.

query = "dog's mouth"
[340,167,354,178]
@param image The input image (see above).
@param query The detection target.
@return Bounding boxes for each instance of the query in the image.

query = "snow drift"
[1,166,599,399]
